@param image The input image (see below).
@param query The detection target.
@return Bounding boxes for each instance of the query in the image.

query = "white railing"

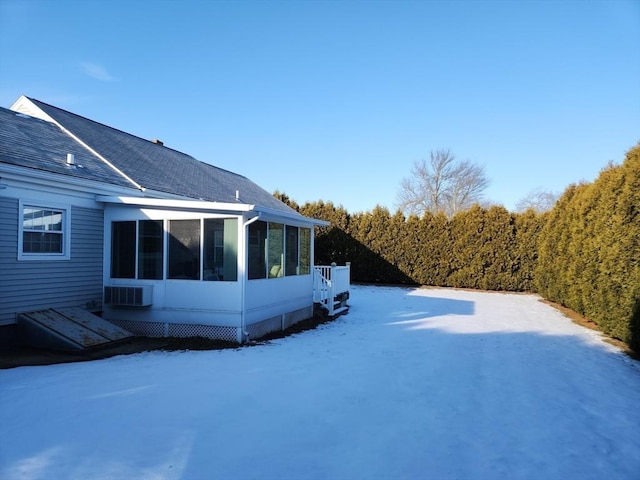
[313,263,351,316]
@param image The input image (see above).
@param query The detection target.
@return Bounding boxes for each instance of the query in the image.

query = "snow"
[1,285,639,480]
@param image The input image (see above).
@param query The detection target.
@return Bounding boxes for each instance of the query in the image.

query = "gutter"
[254,204,330,226]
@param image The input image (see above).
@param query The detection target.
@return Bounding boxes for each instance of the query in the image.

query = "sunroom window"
[248,221,267,280]
[138,220,164,279]
[168,219,201,280]
[247,222,312,280]
[300,227,311,274]
[267,223,284,278]
[285,225,299,276]
[204,218,238,281]
[111,221,136,278]
[111,218,238,281]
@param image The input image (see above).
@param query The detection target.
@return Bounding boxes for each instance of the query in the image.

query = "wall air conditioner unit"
[104,285,153,307]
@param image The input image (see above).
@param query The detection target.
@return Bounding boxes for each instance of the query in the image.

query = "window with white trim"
[247,221,311,280]
[18,201,71,260]
[110,218,238,281]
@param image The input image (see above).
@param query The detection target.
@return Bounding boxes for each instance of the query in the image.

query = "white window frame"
[18,199,71,261]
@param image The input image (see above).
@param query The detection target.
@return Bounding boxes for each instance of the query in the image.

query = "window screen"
[285,225,299,276]
[138,220,164,279]
[267,223,284,278]
[204,218,238,281]
[111,221,136,278]
[248,220,267,279]
[168,219,201,280]
[300,227,311,274]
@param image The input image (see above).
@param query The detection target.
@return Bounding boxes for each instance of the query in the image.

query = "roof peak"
[26,97,187,153]
[6,95,301,217]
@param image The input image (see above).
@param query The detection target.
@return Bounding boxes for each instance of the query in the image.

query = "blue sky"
[1,0,638,213]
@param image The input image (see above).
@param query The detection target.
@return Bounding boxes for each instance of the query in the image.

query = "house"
[0,96,349,346]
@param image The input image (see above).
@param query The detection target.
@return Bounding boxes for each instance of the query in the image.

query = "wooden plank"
[53,307,134,342]
[21,309,109,348]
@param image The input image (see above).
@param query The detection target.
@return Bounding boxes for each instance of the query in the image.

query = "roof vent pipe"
[66,153,75,166]
[236,190,240,201]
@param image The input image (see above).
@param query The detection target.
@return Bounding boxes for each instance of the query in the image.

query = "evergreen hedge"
[535,145,640,350]
[281,143,639,350]
[297,201,541,292]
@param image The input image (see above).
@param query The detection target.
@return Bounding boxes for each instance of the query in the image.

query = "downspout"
[240,214,261,342]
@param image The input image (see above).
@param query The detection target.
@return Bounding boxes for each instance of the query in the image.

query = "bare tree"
[515,187,559,213]
[396,149,490,218]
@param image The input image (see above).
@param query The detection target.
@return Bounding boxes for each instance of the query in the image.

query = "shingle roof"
[9,97,299,216]
[0,107,133,188]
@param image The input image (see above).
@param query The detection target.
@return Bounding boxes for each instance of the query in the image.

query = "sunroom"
[99,196,336,343]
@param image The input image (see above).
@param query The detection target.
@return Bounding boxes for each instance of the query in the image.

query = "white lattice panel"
[168,323,237,342]
[107,319,238,342]
[108,319,165,337]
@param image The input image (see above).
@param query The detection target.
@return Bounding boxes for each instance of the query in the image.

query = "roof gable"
[24,98,298,215]
[0,107,134,189]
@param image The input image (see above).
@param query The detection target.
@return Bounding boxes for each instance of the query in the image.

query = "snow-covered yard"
[1,285,639,480]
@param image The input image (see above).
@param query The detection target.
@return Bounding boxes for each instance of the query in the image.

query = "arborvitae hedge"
[512,209,544,293]
[297,200,541,292]
[283,143,639,350]
[448,205,519,290]
[535,145,640,350]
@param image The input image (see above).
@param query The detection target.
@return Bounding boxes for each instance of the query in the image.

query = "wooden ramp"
[17,307,134,352]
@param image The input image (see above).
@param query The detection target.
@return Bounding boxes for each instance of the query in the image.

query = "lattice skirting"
[107,319,238,343]
[168,323,237,343]
[108,306,313,343]
[108,319,165,337]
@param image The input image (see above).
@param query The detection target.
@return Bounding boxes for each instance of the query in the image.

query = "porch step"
[332,305,349,317]
[17,307,135,352]
[314,302,349,319]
